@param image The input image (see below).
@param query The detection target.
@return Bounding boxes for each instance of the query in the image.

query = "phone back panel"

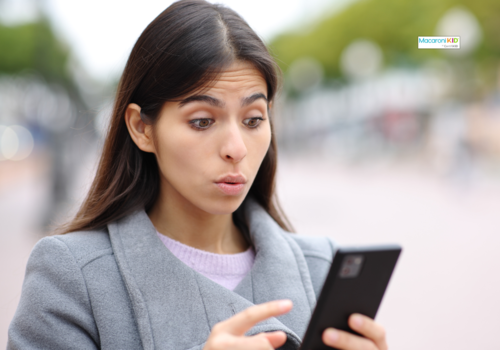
[300,245,401,350]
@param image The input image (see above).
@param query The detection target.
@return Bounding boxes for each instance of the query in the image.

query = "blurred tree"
[0,18,71,84]
[270,0,500,80]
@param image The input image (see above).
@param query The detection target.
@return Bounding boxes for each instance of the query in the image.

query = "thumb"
[260,331,288,348]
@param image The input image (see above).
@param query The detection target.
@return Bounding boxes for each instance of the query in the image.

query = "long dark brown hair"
[58,0,294,235]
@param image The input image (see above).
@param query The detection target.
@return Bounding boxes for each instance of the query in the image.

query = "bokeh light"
[340,39,383,80]
[0,125,34,161]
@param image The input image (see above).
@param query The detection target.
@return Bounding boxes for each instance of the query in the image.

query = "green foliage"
[269,0,500,78]
[0,19,70,83]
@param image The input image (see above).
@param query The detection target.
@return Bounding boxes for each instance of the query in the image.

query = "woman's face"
[148,61,271,215]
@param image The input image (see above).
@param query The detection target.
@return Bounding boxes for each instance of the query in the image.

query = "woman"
[8,1,388,349]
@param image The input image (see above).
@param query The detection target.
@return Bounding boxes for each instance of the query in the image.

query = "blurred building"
[270,0,500,181]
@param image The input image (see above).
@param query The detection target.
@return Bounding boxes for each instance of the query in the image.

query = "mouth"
[215,174,247,184]
[214,174,247,195]
[214,182,245,195]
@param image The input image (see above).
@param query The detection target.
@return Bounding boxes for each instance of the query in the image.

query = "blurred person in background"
[7,1,389,349]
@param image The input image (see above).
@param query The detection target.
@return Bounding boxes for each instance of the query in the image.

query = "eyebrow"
[178,92,268,108]
[178,95,224,108]
[242,93,268,107]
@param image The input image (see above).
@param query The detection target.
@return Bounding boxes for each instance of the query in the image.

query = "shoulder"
[8,231,108,348]
[21,227,115,301]
[286,233,337,263]
[282,232,337,299]
[36,228,113,268]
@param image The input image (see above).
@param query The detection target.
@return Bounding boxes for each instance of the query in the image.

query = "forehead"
[204,61,267,94]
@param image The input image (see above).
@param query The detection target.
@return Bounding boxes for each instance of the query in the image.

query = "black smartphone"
[299,245,402,350]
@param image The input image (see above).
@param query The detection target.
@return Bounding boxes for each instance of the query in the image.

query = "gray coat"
[8,197,336,350]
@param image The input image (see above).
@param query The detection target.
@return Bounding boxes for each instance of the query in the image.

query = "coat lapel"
[108,197,316,350]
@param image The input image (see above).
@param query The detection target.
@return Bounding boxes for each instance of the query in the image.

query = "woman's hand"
[322,313,388,350]
[203,299,293,350]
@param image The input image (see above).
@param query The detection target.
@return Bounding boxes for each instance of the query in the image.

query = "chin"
[197,194,247,216]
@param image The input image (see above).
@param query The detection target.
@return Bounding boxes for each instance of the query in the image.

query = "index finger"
[217,299,293,336]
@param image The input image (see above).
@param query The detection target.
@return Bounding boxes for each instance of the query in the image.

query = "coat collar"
[108,196,316,350]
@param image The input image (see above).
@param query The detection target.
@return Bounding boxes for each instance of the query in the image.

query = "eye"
[190,118,214,130]
[243,117,264,128]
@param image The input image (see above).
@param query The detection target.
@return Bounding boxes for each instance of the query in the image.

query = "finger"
[235,332,281,350]
[217,299,293,336]
[322,328,377,350]
[207,333,273,350]
[259,331,288,349]
[348,314,388,350]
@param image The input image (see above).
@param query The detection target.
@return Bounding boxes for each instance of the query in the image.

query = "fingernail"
[352,314,363,328]
[279,300,292,311]
[326,328,339,342]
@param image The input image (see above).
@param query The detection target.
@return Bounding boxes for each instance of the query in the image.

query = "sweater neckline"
[156,231,255,275]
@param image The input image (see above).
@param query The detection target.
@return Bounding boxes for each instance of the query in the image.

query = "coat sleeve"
[7,237,100,350]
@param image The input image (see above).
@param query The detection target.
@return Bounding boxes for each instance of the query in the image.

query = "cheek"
[248,125,272,168]
[154,125,209,183]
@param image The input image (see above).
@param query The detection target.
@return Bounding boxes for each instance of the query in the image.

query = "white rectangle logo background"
[418,36,460,49]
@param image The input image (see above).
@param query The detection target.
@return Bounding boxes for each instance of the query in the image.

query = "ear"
[124,103,156,154]
[268,100,274,116]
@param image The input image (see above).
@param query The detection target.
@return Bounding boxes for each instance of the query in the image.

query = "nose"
[219,122,247,163]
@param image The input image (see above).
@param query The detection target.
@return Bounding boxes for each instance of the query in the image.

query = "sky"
[0,0,347,81]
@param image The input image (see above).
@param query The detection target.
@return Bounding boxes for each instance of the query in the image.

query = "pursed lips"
[214,174,247,195]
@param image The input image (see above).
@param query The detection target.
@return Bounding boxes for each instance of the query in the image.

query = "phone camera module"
[339,255,364,278]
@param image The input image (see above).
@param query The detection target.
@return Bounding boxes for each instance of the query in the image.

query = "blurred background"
[1,0,499,348]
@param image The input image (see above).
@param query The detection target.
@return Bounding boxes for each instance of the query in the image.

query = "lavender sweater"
[156,232,255,291]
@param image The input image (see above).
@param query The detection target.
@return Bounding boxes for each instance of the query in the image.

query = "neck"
[147,181,249,255]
